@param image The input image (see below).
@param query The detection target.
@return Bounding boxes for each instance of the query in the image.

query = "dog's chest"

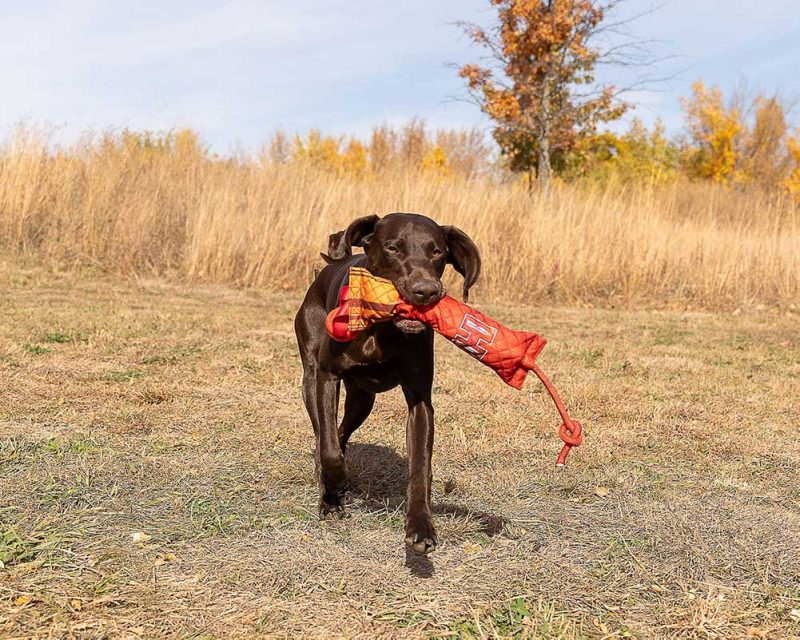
[337,329,397,367]
[323,324,412,375]
[327,333,402,393]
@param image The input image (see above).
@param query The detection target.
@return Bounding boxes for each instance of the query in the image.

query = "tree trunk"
[537,138,551,192]
[537,70,553,193]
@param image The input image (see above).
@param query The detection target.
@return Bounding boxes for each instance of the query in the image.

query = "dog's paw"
[405,515,438,554]
[319,495,347,521]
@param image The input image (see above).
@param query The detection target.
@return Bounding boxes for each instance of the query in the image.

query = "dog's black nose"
[410,280,441,305]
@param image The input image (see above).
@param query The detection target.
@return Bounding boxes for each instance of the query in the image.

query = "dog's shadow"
[344,442,507,578]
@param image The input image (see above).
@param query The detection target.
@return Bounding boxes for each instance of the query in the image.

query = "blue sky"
[1,1,798,152]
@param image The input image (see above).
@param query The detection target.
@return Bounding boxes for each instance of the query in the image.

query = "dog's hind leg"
[338,380,375,453]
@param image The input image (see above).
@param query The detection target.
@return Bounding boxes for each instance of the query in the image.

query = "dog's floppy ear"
[443,225,481,302]
[324,214,380,261]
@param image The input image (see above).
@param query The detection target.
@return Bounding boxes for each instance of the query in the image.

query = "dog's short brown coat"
[294,213,480,553]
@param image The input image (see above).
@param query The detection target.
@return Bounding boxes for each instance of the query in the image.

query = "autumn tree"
[458,0,630,190]
[421,145,451,176]
[563,118,679,184]
[681,81,742,183]
[282,121,490,178]
[291,129,342,170]
[681,83,798,192]
[340,138,369,176]
[742,96,791,192]
[267,130,290,165]
[399,118,428,169]
[368,125,397,172]
[435,129,491,177]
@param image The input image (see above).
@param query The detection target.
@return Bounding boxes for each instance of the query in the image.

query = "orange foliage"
[271,122,487,179]
[340,139,368,176]
[421,146,450,176]
[681,81,742,183]
[458,0,627,186]
[742,97,791,191]
[291,129,342,170]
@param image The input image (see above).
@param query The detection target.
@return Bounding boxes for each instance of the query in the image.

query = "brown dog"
[294,213,480,554]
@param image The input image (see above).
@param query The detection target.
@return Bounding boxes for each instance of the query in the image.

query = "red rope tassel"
[529,363,583,467]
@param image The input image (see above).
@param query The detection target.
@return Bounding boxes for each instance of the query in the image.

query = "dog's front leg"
[402,388,438,554]
[302,370,346,519]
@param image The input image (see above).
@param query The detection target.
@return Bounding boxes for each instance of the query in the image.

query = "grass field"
[1,128,798,310]
[1,259,799,639]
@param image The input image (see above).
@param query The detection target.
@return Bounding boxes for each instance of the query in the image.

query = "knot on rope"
[559,420,583,447]
[556,420,583,467]
[529,363,584,467]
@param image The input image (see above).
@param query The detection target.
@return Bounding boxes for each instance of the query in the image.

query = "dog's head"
[327,213,481,333]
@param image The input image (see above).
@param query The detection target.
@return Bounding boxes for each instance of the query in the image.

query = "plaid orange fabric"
[347,266,402,331]
[325,267,402,342]
[325,266,584,466]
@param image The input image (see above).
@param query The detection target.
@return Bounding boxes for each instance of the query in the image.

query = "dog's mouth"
[392,317,427,334]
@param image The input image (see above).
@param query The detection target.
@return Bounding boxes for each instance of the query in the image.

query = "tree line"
[456,0,800,197]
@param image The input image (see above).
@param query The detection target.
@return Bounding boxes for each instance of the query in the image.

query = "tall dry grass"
[0,127,798,308]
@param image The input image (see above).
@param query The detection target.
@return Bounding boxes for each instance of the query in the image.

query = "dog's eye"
[431,248,444,258]
[385,244,399,254]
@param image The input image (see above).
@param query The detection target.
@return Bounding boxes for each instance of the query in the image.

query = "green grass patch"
[1,435,99,463]
[185,497,242,535]
[43,435,100,457]
[0,524,64,568]
[653,325,690,346]
[35,471,98,508]
[106,368,145,382]
[139,344,202,365]
[41,331,77,344]
[446,598,588,639]
[22,343,51,355]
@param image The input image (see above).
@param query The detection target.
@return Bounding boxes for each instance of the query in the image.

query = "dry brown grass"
[0,127,798,310]
[1,258,798,638]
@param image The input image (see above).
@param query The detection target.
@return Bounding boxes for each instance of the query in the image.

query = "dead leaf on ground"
[130,532,151,544]
[155,552,177,566]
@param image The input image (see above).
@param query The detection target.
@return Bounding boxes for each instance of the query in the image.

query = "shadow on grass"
[404,547,434,579]
[345,442,507,534]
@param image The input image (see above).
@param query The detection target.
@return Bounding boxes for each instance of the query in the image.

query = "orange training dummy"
[326,266,584,466]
